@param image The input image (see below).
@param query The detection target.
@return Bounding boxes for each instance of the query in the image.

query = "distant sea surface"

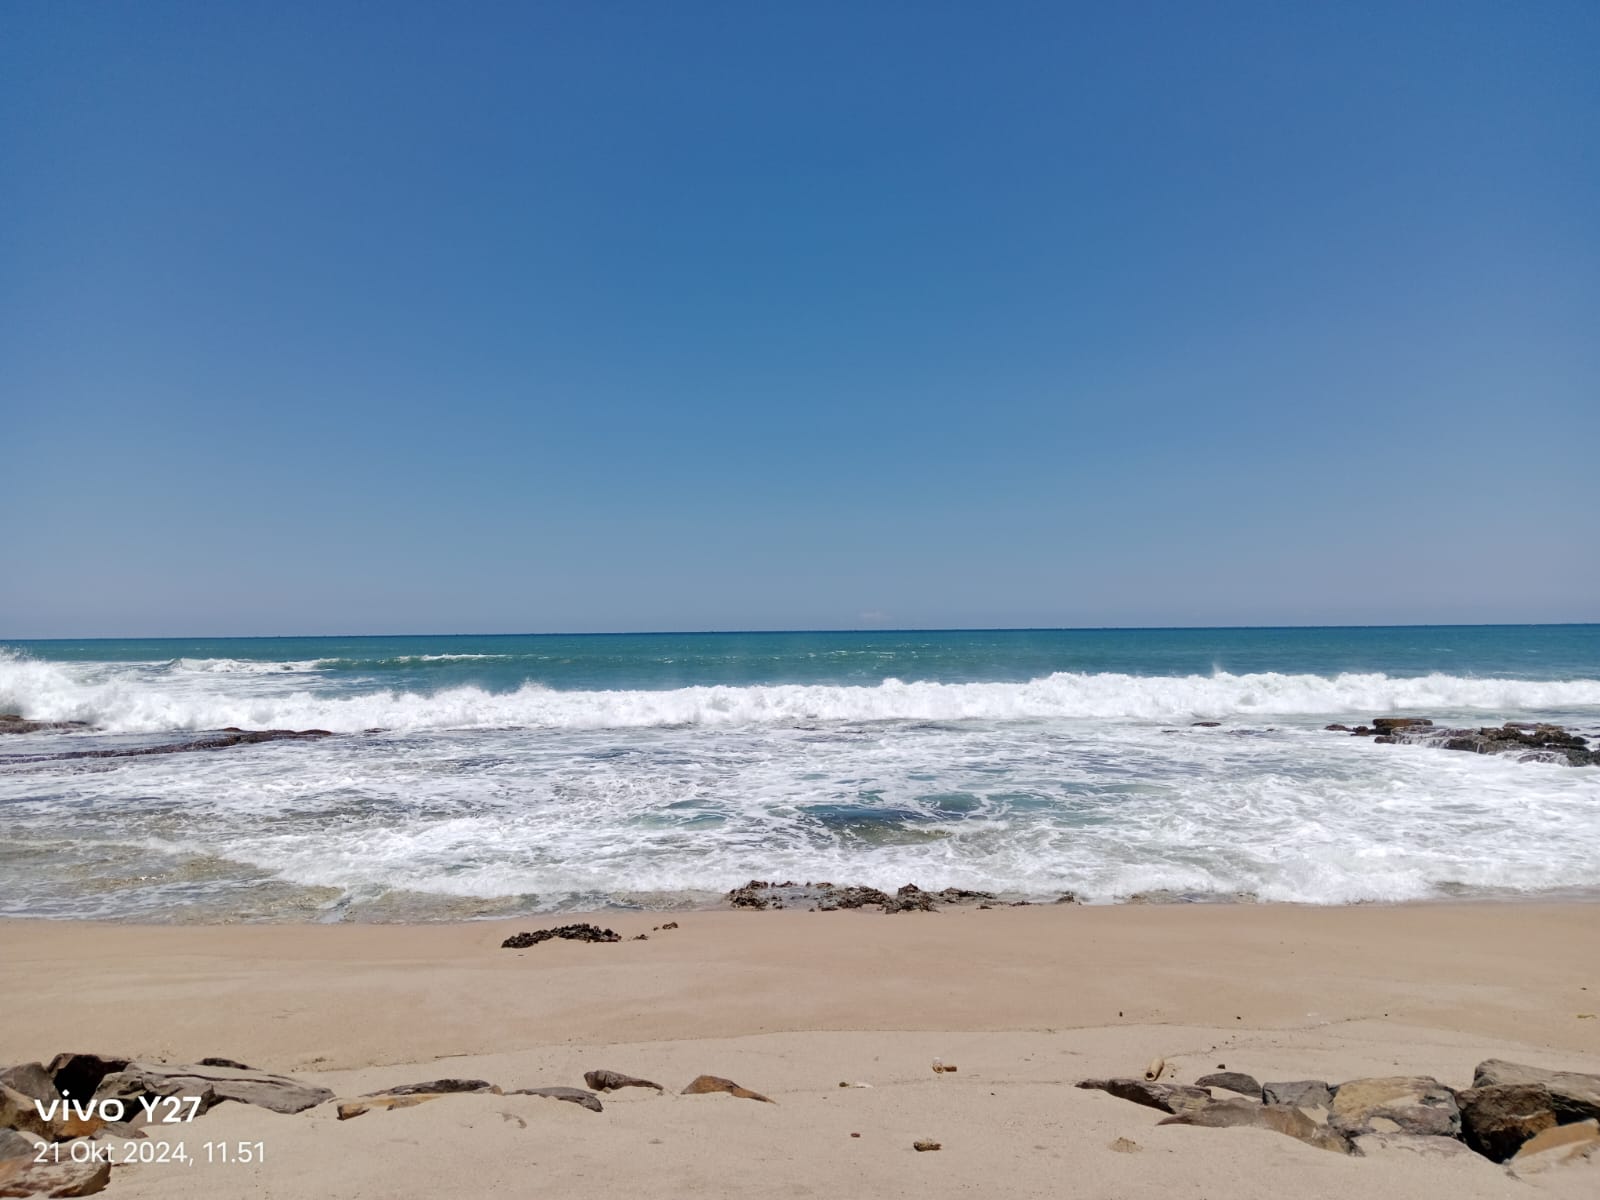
[2,626,1598,921]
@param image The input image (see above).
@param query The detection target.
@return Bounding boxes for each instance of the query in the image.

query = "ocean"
[1,626,1597,921]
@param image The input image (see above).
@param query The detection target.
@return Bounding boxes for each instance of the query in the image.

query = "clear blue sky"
[4,1,1596,637]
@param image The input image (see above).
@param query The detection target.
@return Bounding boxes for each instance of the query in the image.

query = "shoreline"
[12,883,1600,927]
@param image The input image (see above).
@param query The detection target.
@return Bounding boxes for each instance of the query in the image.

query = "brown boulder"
[337,1094,444,1120]
[681,1075,773,1103]
[0,1155,110,1198]
[1458,1083,1559,1161]
[1472,1060,1600,1122]
[0,1086,100,1143]
[1075,1078,1211,1114]
[1329,1076,1459,1137]
[1508,1118,1600,1176]
[1159,1098,1352,1153]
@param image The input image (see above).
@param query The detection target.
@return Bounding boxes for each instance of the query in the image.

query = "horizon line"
[5,621,1598,642]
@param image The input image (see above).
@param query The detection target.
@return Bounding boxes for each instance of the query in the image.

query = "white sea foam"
[387,653,514,663]
[3,649,1599,734]
[4,647,1598,916]
[3,709,1596,916]
[170,657,330,674]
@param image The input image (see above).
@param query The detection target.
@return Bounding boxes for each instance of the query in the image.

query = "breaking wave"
[3,650,1599,735]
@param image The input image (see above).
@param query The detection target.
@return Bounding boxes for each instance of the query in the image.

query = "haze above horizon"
[4,1,1596,639]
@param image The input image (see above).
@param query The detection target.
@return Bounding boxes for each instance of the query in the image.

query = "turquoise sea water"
[1,626,1597,920]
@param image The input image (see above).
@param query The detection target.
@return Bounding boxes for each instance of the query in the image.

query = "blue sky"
[4,1,1597,636]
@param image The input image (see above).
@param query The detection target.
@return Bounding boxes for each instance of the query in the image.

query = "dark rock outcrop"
[1469,1060,1600,1127]
[0,714,91,735]
[1353,719,1597,766]
[884,884,937,913]
[1371,717,1434,732]
[45,1056,129,1105]
[727,879,997,913]
[501,924,621,948]
[1458,1083,1560,1161]
[370,1079,498,1097]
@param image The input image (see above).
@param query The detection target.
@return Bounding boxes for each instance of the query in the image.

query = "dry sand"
[4,902,1599,1197]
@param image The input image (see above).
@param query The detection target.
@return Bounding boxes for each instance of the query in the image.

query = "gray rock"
[584,1070,664,1093]
[1194,1071,1261,1098]
[1075,1078,1212,1114]
[369,1079,498,1097]
[0,1065,58,1107]
[510,1087,603,1113]
[1263,1080,1333,1111]
[1158,1098,1352,1154]
[95,1062,331,1115]
[1352,1132,1479,1160]
[0,1129,42,1161]
[1329,1076,1460,1138]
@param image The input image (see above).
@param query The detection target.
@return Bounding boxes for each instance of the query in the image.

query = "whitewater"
[2,628,1597,920]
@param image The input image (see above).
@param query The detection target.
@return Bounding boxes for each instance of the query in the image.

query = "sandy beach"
[4,901,1599,1197]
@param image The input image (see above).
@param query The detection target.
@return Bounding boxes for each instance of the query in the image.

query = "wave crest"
[3,650,1598,734]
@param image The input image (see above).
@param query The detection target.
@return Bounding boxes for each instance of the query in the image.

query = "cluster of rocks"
[1079,1057,1600,1174]
[0,726,336,765]
[500,923,621,948]
[2,1048,777,1196]
[1,1052,334,1196]
[340,1069,770,1120]
[1329,717,1597,766]
[728,880,965,912]
[0,715,90,735]
[722,880,1066,912]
